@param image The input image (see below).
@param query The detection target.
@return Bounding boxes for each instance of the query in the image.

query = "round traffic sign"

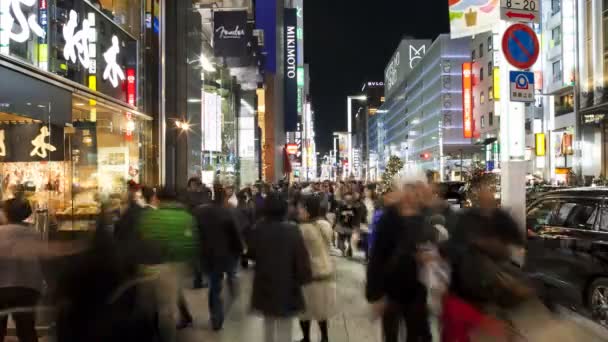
[502,24,539,70]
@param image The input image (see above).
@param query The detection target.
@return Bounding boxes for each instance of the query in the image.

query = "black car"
[525,187,608,326]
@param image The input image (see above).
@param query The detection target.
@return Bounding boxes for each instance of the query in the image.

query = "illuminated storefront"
[0,0,154,235]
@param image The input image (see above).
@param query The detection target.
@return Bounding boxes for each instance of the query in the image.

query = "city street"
[177,257,381,342]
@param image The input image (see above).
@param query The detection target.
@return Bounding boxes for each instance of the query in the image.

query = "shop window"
[95,0,143,37]
[555,93,574,116]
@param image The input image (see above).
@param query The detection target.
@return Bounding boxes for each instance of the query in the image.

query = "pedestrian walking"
[334,192,363,257]
[194,184,244,331]
[297,194,336,342]
[0,198,42,342]
[366,183,436,342]
[135,189,198,336]
[250,192,312,342]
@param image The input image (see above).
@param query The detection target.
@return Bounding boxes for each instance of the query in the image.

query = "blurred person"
[440,177,530,342]
[135,189,197,334]
[0,198,42,342]
[114,180,143,241]
[360,184,378,261]
[250,192,312,342]
[236,188,255,268]
[366,184,436,342]
[297,195,336,342]
[194,184,244,331]
[225,185,238,208]
[334,192,363,257]
[54,207,156,342]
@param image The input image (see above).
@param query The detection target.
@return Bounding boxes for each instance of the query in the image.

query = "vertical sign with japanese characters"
[462,62,473,139]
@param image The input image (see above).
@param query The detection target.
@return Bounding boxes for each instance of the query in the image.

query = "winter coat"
[299,219,337,320]
[194,204,244,273]
[251,219,312,317]
[334,202,363,235]
[0,224,44,292]
[365,206,435,308]
[137,203,197,264]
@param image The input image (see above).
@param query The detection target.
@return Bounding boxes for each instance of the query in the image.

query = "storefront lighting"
[187,99,202,103]
[199,54,216,72]
[175,120,190,131]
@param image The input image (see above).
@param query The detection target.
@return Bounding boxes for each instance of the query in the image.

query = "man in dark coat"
[366,187,435,342]
[193,184,244,331]
[250,192,312,341]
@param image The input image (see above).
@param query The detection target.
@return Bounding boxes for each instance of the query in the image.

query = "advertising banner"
[213,10,248,58]
[203,92,221,152]
[284,8,298,132]
[449,0,499,39]
[384,39,431,100]
[255,0,277,72]
[0,123,64,162]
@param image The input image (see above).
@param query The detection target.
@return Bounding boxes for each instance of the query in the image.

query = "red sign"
[505,11,536,21]
[126,68,136,106]
[462,62,473,139]
[502,24,539,70]
[40,0,47,10]
[286,143,298,155]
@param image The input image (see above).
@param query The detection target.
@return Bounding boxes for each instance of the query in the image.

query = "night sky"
[304,1,450,154]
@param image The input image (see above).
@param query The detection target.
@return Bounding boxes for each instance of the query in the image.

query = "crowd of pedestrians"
[0,175,604,342]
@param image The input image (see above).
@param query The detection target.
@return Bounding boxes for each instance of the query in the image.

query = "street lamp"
[347,95,367,178]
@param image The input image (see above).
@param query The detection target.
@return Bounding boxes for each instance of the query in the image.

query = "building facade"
[378,35,478,180]
[0,0,159,234]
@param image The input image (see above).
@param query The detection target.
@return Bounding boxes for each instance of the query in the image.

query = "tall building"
[378,35,479,180]
[575,0,608,184]
[470,31,500,172]
[534,0,576,184]
[165,0,262,189]
[358,81,384,180]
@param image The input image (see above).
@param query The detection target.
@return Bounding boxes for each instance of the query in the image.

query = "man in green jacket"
[136,188,197,338]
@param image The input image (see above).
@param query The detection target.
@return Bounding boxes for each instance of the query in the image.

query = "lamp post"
[347,95,366,178]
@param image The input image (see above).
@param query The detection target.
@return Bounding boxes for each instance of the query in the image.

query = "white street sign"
[510,71,535,103]
[501,0,540,23]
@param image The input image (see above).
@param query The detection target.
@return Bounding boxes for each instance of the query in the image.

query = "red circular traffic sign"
[502,24,539,70]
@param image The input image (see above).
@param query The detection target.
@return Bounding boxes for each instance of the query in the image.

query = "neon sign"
[126,68,136,106]
[462,62,473,139]
[1,0,46,43]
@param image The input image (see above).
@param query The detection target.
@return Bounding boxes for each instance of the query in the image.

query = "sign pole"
[499,20,532,230]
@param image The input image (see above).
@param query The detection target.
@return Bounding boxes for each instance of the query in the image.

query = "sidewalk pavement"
[177,257,382,342]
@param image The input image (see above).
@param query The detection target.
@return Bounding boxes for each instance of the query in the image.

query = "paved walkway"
[177,257,382,342]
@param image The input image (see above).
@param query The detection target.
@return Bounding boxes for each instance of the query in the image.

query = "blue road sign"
[502,24,539,69]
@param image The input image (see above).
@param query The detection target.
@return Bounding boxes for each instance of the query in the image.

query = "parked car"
[525,187,608,326]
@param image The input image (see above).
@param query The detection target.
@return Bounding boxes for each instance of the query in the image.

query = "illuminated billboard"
[462,62,473,138]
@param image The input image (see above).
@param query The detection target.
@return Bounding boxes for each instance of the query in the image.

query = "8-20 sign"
[501,0,540,23]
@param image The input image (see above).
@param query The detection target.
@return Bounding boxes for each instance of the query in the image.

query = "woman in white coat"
[297,194,337,342]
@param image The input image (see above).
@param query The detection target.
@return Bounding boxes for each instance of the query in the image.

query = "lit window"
[480,91,485,104]
[489,87,493,101]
